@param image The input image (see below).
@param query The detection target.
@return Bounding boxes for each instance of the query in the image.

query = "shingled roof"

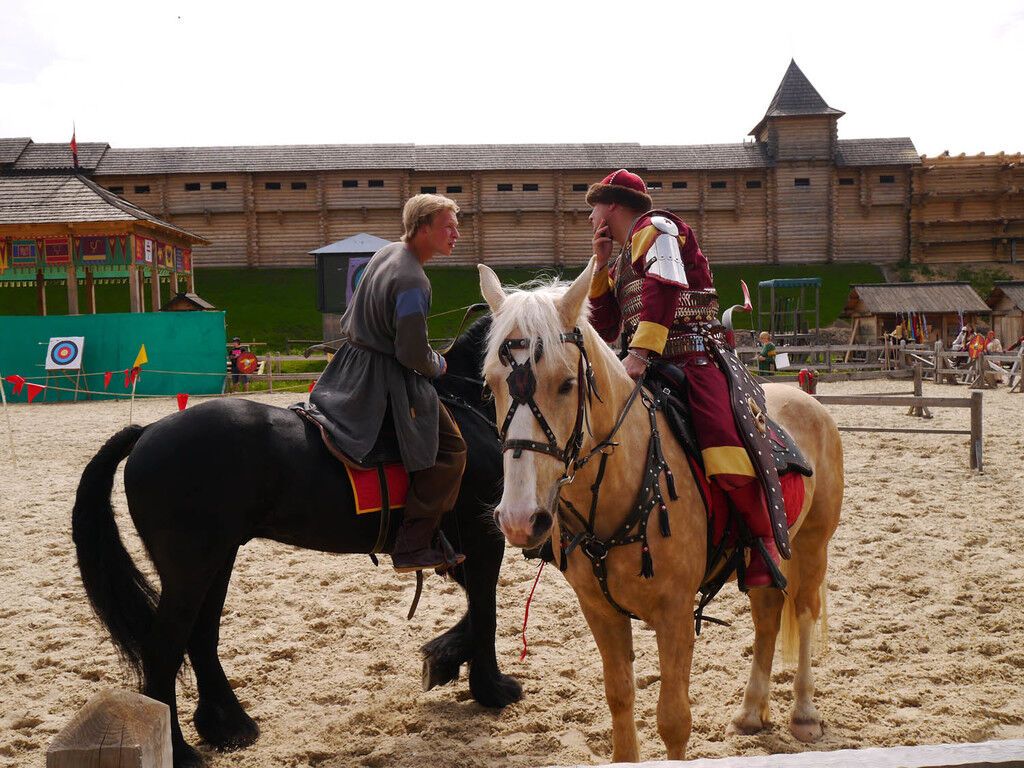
[751,60,844,136]
[835,138,920,166]
[0,174,207,243]
[414,143,642,171]
[845,282,990,315]
[0,138,31,168]
[95,144,416,174]
[988,281,1024,311]
[643,143,769,170]
[10,141,110,172]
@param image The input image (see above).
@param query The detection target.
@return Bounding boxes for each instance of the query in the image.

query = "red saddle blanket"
[690,458,806,547]
[345,463,409,514]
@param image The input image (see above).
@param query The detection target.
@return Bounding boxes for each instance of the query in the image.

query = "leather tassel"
[659,504,671,538]
[640,546,654,578]
[664,467,678,500]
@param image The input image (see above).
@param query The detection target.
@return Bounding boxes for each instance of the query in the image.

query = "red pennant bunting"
[25,383,45,403]
[4,374,25,395]
[309,378,318,392]
[103,371,113,389]
[176,393,189,411]
[124,367,140,388]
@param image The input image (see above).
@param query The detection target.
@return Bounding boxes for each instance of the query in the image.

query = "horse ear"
[558,257,596,328]
[478,264,506,313]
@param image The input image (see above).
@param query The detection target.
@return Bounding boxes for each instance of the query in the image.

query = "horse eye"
[558,378,574,395]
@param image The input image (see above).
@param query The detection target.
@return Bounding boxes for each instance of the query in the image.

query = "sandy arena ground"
[1,378,1023,767]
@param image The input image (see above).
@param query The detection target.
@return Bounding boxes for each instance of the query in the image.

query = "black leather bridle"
[497,329,599,475]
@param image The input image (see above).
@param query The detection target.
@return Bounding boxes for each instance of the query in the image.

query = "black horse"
[71,317,521,768]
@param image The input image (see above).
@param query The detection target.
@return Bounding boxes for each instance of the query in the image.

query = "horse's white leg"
[727,587,784,735]
[788,549,827,742]
[790,606,823,741]
[652,613,696,760]
[580,603,639,762]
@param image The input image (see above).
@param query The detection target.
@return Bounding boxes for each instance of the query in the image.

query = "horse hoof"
[174,742,206,768]
[726,714,764,736]
[422,656,461,691]
[194,702,260,751]
[469,670,523,709]
[789,716,823,743]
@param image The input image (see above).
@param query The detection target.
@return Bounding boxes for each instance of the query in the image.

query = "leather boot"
[744,536,786,590]
[391,517,465,573]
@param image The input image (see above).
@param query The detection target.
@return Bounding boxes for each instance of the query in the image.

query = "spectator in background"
[985,330,1003,354]
[228,336,250,393]
[757,331,777,376]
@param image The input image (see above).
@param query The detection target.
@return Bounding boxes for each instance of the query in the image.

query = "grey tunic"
[307,242,444,472]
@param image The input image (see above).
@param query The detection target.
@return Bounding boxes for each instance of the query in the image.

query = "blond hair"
[401,194,460,242]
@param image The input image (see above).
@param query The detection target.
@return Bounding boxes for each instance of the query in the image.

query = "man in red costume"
[586,169,783,589]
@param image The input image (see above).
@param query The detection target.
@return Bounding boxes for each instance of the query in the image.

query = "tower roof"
[750,60,844,136]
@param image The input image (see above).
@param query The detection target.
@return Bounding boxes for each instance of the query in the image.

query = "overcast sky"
[1,0,1021,157]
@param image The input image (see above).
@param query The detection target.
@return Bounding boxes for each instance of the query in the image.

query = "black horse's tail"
[72,424,158,684]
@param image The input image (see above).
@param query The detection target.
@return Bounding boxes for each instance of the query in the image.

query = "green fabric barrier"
[0,312,226,402]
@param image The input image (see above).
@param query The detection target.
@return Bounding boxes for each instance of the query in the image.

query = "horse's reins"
[496,329,681,620]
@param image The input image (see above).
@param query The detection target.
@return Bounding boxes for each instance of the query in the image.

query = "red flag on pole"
[176,393,189,411]
[26,383,45,403]
[3,374,25,395]
[70,125,79,169]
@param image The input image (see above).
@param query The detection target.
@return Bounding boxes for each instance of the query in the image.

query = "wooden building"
[1,62,933,271]
[843,282,991,344]
[911,153,1024,264]
[0,174,207,314]
[986,281,1024,348]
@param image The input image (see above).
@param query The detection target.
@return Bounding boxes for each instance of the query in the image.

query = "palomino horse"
[478,260,843,761]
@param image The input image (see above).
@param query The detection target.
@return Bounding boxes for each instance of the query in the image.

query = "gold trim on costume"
[701,446,757,477]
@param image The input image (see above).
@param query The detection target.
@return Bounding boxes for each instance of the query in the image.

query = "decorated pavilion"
[0,174,208,315]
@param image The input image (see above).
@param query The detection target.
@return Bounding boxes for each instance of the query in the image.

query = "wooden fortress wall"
[91,134,1018,271]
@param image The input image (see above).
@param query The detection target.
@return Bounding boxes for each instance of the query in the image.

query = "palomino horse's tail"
[72,424,157,684]
[778,562,830,665]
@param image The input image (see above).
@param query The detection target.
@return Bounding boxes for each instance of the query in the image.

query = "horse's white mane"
[484,278,590,373]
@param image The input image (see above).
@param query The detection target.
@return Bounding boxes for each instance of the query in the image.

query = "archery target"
[45,337,85,370]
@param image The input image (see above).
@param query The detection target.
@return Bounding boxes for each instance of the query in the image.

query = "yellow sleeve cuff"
[589,266,611,299]
[631,321,669,354]
[701,446,757,478]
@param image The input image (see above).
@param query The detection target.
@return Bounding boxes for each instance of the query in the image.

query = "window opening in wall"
[211,181,227,190]
[745,180,762,189]
[291,181,307,190]
[710,180,727,189]
[134,185,150,194]
[523,183,539,192]
[446,185,462,193]
[264,182,281,190]
[646,181,663,190]
[838,177,855,186]
[879,175,895,184]
[420,186,437,193]
[108,186,124,194]
[497,183,513,191]
[184,182,200,191]
[672,181,688,189]
[572,183,588,192]
[368,179,384,188]
[794,178,811,187]
[342,179,358,188]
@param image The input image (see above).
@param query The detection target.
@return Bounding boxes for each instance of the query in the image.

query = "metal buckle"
[582,539,608,560]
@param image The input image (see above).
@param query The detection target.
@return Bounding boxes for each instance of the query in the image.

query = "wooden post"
[149,267,161,311]
[85,269,96,314]
[66,264,79,315]
[933,340,943,384]
[267,354,274,393]
[169,268,179,299]
[187,268,195,294]
[46,689,172,768]
[128,265,141,313]
[36,269,47,316]
[969,390,983,471]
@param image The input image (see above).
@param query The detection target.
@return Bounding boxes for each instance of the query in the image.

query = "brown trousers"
[403,404,467,525]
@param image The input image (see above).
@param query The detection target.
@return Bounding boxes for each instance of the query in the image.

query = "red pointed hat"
[585,168,653,211]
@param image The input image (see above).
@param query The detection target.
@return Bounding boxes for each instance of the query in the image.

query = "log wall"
[912,153,1024,264]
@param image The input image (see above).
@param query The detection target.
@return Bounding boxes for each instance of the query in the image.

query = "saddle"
[290,404,406,556]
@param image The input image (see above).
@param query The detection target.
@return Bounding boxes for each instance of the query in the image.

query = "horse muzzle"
[495,507,554,549]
